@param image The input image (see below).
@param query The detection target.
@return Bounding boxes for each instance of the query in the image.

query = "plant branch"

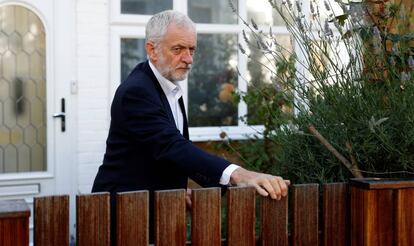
[345,141,363,177]
[308,125,364,178]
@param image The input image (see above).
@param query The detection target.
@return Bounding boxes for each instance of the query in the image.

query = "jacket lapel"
[142,61,176,126]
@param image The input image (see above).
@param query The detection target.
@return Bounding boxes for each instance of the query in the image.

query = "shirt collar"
[149,60,182,98]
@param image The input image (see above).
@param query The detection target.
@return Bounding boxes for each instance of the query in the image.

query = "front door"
[0,0,77,241]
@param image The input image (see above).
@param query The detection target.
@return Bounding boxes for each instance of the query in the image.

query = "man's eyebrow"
[172,44,196,49]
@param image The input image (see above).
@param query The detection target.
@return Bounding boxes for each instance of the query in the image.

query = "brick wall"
[76,0,109,193]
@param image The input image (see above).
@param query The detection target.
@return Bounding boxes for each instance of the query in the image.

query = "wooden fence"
[41,183,349,246]
[1,180,414,245]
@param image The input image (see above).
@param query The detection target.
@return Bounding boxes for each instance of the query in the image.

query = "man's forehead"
[163,24,197,45]
[166,22,196,35]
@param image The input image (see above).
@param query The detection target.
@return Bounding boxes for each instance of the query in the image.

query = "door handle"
[53,98,66,132]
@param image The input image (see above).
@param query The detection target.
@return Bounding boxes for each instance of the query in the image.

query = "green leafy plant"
[225,0,414,184]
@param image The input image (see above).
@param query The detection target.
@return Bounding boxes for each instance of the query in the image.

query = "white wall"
[76,0,110,193]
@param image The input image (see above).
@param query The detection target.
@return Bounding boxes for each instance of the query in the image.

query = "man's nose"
[181,50,193,64]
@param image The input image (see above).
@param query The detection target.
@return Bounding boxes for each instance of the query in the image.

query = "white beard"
[157,54,192,82]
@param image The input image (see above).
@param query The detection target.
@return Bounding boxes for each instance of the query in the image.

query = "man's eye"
[172,47,181,53]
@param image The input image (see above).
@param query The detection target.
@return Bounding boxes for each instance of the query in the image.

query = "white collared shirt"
[149,61,185,135]
[148,61,239,185]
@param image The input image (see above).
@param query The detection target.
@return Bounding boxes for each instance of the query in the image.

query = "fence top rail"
[35,194,69,199]
[117,190,149,196]
[77,191,110,197]
[350,178,414,190]
[0,199,30,218]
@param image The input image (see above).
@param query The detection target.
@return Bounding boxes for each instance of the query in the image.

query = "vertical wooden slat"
[260,194,288,246]
[395,188,414,246]
[116,191,149,246]
[0,199,30,246]
[292,184,319,246]
[34,195,69,246]
[350,186,364,246]
[368,189,393,246]
[227,187,256,246]
[76,192,110,246]
[351,187,394,246]
[0,218,29,246]
[322,183,348,246]
[154,189,186,246]
[191,187,221,246]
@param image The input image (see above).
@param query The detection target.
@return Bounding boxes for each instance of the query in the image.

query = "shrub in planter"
[224,0,414,183]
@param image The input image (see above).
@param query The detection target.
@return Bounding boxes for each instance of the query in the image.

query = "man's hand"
[230,167,290,200]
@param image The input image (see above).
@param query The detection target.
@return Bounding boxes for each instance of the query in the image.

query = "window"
[110,0,292,141]
[0,5,47,173]
[188,33,238,127]
[188,0,237,24]
[121,0,172,15]
[120,38,146,82]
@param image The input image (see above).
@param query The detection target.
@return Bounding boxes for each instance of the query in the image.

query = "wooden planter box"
[0,199,30,246]
[350,178,414,246]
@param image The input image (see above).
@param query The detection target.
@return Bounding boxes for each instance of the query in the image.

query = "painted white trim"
[0,172,54,181]
[46,1,56,183]
[196,24,241,33]
[238,31,248,127]
[0,184,40,197]
[190,125,264,141]
[52,0,78,196]
[173,0,187,13]
[111,14,152,26]
[238,0,247,20]
[109,0,120,23]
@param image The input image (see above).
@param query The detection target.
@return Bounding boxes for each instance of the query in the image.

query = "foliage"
[225,0,414,184]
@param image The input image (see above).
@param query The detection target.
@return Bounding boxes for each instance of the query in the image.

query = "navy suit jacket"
[92,61,231,194]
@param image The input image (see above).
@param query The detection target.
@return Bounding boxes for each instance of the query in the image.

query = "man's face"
[147,23,197,82]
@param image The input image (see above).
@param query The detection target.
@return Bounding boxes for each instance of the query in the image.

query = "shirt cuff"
[219,164,240,185]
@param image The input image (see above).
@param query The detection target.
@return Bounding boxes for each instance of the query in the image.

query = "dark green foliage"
[225,0,414,184]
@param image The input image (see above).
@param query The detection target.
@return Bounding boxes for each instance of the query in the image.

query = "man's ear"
[145,42,158,63]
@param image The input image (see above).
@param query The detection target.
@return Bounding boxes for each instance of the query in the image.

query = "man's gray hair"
[146,10,196,46]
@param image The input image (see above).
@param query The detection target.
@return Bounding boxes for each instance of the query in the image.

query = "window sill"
[189,125,264,142]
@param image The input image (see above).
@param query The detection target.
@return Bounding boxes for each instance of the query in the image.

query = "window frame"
[110,0,289,141]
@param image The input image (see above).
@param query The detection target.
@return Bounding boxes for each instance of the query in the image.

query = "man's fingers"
[256,176,289,200]
[275,177,288,197]
[254,184,269,197]
[275,176,290,196]
[260,179,278,199]
[268,178,282,200]
[232,168,290,200]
